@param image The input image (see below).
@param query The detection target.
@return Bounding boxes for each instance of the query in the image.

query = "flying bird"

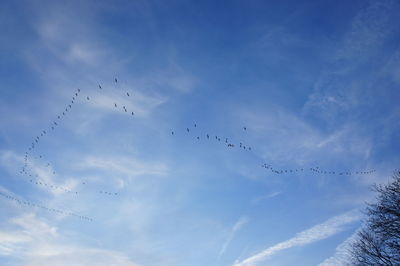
[127,92,130,96]
[99,84,102,89]
[115,78,118,83]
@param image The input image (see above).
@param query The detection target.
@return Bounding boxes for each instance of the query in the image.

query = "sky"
[0,0,399,265]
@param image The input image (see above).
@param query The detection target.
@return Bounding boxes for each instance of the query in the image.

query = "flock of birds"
[171,124,253,151]
[262,164,376,176]
[1,78,377,222]
[0,191,92,221]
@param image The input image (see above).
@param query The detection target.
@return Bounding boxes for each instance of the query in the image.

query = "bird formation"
[3,77,380,224]
[25,88,81,157]
[20,153,118,197]
[0,191,93,221]
[261,163,376,176]
[172,123,252,151]
[19,166,78,194]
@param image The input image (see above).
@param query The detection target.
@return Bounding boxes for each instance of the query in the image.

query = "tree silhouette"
[349,170,400,265]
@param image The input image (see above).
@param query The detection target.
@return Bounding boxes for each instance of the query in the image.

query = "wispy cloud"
[78,155,169,177]
[233,210,360,266]
[217,216,249,260]
[0,150,79,196]
[0,213,140,266]
[251,192,281,204]
[318,230,359,266]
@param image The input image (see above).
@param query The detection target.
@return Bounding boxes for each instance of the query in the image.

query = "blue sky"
[0,0,400,265]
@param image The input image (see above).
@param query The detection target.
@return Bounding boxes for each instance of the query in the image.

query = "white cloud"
[0,150,79,196]
[338,0,396,60]
[84,88,167,118]
[318,230,359,266]
[233,210,360,266]
[251,192,281,204]
[218,216,249,260]
[78,155,169,178]
[0,213,140,266]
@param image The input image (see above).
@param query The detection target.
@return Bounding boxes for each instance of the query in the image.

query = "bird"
[187,128,189,132]
[131,112,134,116]
[75,93,78,96]
[197,136,200,140]
[114,103,117,107]
[99,84,102,89]
[194,123,197,127]
[243,126,247,131]
[87,96,90,100]
[171,131,174,135]
[126,92,130,96]
[115,78,118,83]
[78,89,81,92]
[207,134,209,139]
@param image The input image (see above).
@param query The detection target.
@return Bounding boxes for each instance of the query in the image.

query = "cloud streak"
[233,210,360,266]
[218,216,249,260]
